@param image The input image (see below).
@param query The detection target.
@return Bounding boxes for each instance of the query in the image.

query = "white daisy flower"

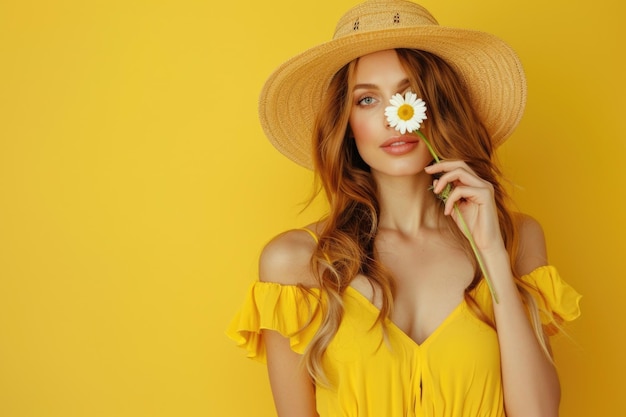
[384,92,427,134]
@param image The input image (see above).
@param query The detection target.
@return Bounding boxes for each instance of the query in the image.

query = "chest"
[356,232,475,345]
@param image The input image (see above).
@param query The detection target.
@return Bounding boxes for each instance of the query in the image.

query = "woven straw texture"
[258,0,526,169]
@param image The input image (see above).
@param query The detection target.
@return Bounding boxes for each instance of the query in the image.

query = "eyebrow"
[353,78,411,91]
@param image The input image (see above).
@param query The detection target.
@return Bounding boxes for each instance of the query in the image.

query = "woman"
[228,1,581,416]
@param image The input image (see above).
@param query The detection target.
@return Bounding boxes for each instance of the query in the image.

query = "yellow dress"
[227,265,581,417]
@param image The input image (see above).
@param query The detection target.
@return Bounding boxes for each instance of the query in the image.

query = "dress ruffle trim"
[226,282,323,363]
[518,265,582,331]
[227,266,582,360]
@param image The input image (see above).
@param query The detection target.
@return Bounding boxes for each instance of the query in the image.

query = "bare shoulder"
[512,212,549,276]
[258,226,320,286]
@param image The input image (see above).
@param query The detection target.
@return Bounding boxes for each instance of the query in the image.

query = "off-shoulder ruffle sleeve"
[226,281,323,362]
[472,265,581,335]
[519,265,582,335]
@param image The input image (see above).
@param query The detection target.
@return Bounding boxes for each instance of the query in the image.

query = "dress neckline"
[344,285,467,348]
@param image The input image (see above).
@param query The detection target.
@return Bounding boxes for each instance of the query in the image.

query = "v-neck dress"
[227,265,581,417]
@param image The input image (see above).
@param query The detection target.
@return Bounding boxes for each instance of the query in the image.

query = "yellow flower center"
[398,104,414,121]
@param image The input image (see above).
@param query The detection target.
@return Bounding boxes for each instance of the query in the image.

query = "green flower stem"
[416,130,441,164]
[415,130,499,303]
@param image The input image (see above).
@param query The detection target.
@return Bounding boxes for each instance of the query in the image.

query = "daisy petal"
[385,92,428,133]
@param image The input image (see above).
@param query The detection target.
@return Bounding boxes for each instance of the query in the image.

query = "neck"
[374,171,442,236]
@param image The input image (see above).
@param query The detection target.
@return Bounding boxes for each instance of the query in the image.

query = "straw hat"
[259,0,526,169]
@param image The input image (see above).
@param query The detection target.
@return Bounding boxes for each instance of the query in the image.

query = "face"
[349,49,432,178]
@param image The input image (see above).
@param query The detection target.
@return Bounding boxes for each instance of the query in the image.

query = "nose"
[384,113,392,129]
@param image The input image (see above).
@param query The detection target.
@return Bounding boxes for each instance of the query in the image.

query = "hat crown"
[334,0,438,39]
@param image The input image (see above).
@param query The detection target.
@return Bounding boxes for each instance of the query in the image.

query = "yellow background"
[0,0,623,415]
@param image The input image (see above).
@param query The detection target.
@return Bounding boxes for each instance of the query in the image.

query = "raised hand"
[425,160,505,254]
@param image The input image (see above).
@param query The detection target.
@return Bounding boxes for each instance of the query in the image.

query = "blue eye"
[358,96,376,106]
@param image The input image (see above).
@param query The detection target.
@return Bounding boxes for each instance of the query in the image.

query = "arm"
[259,230,320,417]
[481,217,560,417]
[263,330,318,417]
[426,162,560,417]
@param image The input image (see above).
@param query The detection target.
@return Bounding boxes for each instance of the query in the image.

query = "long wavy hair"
[302,48,550,384]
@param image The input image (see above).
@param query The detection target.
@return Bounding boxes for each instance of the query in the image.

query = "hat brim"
[259,25,526,169]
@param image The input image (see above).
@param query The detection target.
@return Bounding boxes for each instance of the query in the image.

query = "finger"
[424,159,471,175]
[433,167,488,194]
[443,184,493,215]
[444,185,469,215]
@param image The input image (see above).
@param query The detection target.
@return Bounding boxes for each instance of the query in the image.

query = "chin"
[373,166,427,178]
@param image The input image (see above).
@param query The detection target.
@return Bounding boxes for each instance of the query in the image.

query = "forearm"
[483,248,560,417]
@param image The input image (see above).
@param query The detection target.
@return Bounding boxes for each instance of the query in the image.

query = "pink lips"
[380,136,419,155]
